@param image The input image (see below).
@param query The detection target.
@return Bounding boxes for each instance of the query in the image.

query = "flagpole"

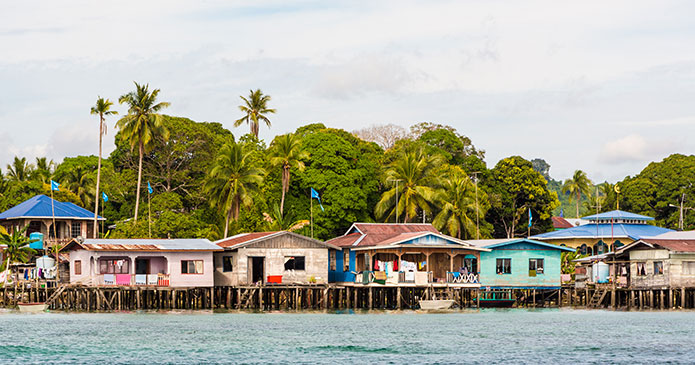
[148,189,151,238]
[101,200,104,238]
[310,191,313,239]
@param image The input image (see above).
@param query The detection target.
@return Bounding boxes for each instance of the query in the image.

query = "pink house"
[63,238,221,287]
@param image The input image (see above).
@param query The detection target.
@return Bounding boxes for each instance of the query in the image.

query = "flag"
[528,208,533,228]
[311,188,324,212]
[102,192,108,202]
[50,180,60,191]
[147,181,153,194]
[560,208,564,218]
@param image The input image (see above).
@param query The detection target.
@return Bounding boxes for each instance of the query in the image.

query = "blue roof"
[531,223,672,241]
[0,195,104,220]
[582,210,654,221]
[467,238,575,252]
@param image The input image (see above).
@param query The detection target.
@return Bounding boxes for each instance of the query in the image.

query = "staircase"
[588,288,608,308]
[45,284,67,307]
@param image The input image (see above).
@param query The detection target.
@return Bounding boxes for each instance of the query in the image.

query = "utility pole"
[388,179,403,224]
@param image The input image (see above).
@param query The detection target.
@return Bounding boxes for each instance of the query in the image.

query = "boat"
[419,299,455,310]
[478,289,516,308]
[17,302,48,313]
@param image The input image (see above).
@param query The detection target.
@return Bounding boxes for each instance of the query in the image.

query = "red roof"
[215,232,280,248]
[326,223,440,248]
[640,238,695,252]
[552,216,573,229]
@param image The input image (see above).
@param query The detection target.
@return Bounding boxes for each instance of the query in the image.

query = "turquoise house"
[467,238,574,289]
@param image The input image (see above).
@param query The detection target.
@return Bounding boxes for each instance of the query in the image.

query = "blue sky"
[1,0,694,183]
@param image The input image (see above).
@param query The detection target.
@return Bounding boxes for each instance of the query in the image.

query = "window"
[684,261,695,275]
[99,259,129,274]
[636,262,646,276]
[529,259,544,275]
[330,251,336,271]
[181,260,203,274]
[284,256,305,271]
[580,244,587,255]
[71,222,81,238]
[222,256,233,272]
[343,249,350,271]
[654,261,664,275]
[496,258,511,275]
[74,260,81,275]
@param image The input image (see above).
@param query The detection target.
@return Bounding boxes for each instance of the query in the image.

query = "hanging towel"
[24,269,29,280]
[147,274,159,285]
[116,274,131,285]
[104,274,115,285]
[135,274,147,285]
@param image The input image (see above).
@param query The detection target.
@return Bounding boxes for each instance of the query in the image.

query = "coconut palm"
[562,170,592,218]
[375,148,444,222]
[0,225,36,285]
[91,97,118,237]
[6,157,33,182]
[117,82,170,223]
[57,165,95,208]
[268,133,308,216]
[263,203,309,232]
[433,172,478,239]
[31,157,55,184]
[204,141,265,238]
[234,89,276,138]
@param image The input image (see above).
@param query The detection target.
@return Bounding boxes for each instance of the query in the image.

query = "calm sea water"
[1,309,694,364]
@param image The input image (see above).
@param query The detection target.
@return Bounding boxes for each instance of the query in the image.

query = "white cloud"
[599,134,684,166]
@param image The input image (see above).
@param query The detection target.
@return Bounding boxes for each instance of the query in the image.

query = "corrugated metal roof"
[0,195,104,220]
[582,210,654,221]
[552,216,574,229]
[636,239,695,252]
[531,223,672,241]
[76,238,220,251]
[214,232,281,248]
[465,238,575,252]
[351,223,439,235]
[325,232,362,247]
[214,231,338,250]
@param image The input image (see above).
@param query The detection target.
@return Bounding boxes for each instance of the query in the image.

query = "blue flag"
[102,192,108,202]
[311,188,324,212]
[147,181,153,194]
[560,207,564,218]
[50,180,60,191]
[528,208,533,228]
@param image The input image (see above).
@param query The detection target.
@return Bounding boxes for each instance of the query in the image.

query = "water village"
[1,193,694,312]
[1,86,694,313]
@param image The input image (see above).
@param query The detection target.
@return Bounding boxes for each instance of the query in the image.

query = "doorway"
[250,257,265,284]
[135,258,150,275]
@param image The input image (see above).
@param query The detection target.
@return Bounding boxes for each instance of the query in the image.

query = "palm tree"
[562,170,592,218]
[433,172,477,239]
[204,141,265,238]
[268,133,308,216]
[31,157,55,183]
[263,204,309,232]
[0,225,36,285]
[91,97,118,237]
[234,89,276,138]
[6,157,33,182]
[58,165,95,208]
[375,148,443,222]
[117,82,170,223]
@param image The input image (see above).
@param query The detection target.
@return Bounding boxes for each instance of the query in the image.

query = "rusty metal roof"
[214,231,338,250]
[638,238,695,252]
[66,238,221,251]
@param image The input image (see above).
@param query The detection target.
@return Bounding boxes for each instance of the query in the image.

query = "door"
[135,258,150,275]
[250,257,265,284]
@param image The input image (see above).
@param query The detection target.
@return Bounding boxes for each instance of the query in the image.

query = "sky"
[1,0,694,183]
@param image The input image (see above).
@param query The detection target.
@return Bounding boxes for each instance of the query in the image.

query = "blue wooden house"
[325,223,488,285]
[467,238,574,289]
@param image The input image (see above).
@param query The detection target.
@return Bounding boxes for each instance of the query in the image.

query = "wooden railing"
[96,274,170,286]
[446,272,479,284]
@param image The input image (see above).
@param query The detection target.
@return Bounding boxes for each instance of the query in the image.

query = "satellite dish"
[77,236,85,243]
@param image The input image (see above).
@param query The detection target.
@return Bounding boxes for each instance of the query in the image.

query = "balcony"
[96,273,170,286]
[355,271,477,285]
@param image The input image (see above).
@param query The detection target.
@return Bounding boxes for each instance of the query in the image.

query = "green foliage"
[562,170,593,218]
[616,154,695,230]
[286,126,383,239]
[433,165,491,239]
[484,156,559,238]
[0,225,37,265]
